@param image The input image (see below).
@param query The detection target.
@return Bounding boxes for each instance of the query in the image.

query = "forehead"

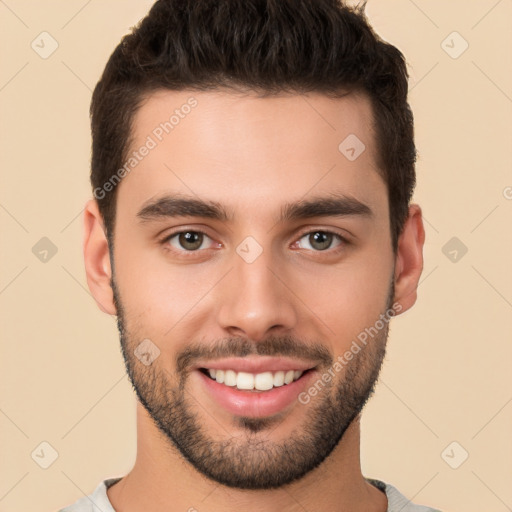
[116,88,387,223]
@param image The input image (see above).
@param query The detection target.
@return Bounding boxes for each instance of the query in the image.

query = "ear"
[392,204,425,314]
[83,199,117,315]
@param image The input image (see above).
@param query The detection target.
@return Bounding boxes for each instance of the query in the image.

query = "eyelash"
[160,228,350,258]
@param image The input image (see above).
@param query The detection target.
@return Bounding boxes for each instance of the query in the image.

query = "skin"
[83,88,425,512]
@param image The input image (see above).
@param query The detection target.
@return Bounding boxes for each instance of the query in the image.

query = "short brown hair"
[90,0,416,251]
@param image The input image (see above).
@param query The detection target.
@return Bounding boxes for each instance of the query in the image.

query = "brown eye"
[166,231,209,251]
[309,232,332,251]
[179,232,203,250]
[297,231,342,251]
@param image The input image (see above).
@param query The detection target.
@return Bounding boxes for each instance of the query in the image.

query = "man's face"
[110,89,396,489]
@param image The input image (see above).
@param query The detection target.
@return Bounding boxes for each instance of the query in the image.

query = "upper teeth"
[207,369,304,391]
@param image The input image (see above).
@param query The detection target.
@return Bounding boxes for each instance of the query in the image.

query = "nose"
[216,247,298,341]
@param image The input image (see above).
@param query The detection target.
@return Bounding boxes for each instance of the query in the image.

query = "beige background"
[1,1,511,511]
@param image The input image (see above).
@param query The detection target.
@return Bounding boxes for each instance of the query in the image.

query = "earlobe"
[83,199,117,316]
[392,204,425,314]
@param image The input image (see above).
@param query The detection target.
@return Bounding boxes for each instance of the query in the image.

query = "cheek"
[304,254,393,346]
[114,248,220,333]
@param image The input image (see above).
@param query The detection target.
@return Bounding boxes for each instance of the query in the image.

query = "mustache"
[176,334,333,374]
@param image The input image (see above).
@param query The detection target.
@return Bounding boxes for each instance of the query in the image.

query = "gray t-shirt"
[59,477,442,511]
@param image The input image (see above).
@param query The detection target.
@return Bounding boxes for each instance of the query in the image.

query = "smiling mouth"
[199,367,311,392]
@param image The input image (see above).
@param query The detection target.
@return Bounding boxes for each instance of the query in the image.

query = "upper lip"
[193,356,318,374]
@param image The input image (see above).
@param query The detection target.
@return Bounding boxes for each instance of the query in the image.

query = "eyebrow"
[136,193,373,224]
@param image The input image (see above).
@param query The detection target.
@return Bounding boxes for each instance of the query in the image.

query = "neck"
[107,404,387,512]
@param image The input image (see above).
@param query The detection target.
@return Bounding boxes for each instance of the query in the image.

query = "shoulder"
[58,478,120,512]
[366,478,442,512]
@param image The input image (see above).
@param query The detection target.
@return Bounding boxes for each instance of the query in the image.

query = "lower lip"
[197,369,316,418]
